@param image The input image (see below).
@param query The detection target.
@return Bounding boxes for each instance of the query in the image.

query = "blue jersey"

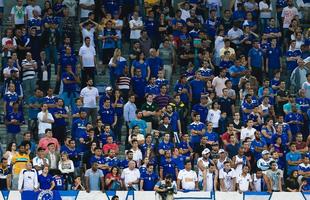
[140,143,155,157]
[101,28,117,49]
[64,148,80,168]
[189,122,205,144]
[242,101,254,121]
[204,18,218,38]
[62,72,78,92]
[178,141,192,157]
[219,60,234,69]
[190,79,205,101]
[295,97,310,113]
[174,83,190,104]
[155,79,169,88]
[131,77,147,98]
[261,126,275,145]
[146,57,163,78]
[50,107,67,126]
[171,18,186,37]
[53,175,65,190]
[6,111,24,134]
[71,118,88,139]
[204,131,218,142]
[90,155,106,167]
[285,112,303,135]
[139,165,147,176]
[38,174,53,190]
[59,54,77,73]
[141,172,159,191]
[267,47,282,69]
[192,104,208,123]
[145,85,160,96]
[164,112,180,132]
[272,132,289,145]
[228,65,246,86]
[3,92,18,113]
[28,96,43,119]
[132,60,149,79]
[144,18,158,38]
[28,18,43,35]
[43,96,57,108]
[199,68,213,78]
[158,141,174,153]
[248,48,263,68]
[286,49,301,71]
[160,159,177,180]
[250,139,267,160]
[172,155,186,170]
[98,106,116,125]
[100,132,115,145]
[286,151,302,175]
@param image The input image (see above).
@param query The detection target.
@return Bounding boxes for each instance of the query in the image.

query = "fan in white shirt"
[177,161,198,191]
[219,161,236,191]
[240,120,256,141]
[18,162,39,191]
[237,166,253,192]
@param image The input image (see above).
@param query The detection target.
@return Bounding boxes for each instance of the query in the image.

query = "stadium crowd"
[0,0,310,196]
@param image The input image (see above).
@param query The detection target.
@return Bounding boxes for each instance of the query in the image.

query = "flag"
[21,190,62,200]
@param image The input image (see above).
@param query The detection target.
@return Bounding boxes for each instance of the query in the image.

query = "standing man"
[219,161,236,191]
[177,160,198,191]
[37,104,54,139]
[248,41,264,84]
[0,158,11,190]
[79,37,96,88]
[18,162,39,192]
[22,52,37,100]
[80,79,99,125]
[85,162,105,193]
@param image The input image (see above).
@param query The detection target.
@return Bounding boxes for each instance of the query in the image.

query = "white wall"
[1,191,308,200]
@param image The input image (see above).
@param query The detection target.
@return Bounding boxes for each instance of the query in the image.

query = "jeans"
[84,107,98,126]
[60,91,78,108]
[45,46,58,73]
[23,78,36,100]
[164,64,172,83]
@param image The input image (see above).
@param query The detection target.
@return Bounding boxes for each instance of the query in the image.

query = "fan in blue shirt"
[286,41,302,71]
[140,164,159,191]
[38,167,55,190]
[53,173,65,190]
[250,132,267,161]
[160,151,177,180]
[6,102,24,135]
[171,148,186,170]
[71,110,88,139]
[286,143,302,175]
[98,99,117,127]
[131,71,147,99]
[228,61,246,87]
[174,76,191,105]
[145,77,160,97]
[189,114,206,145]
[242,94,254,121]
[190,73,205,104]
[146,55,163,78]
[285,106,304,136]
[177,134,193,158]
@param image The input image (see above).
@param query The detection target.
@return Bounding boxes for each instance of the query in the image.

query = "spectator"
[237,165,253,193]
[37,104,54,139]
[286,170,300,192]
[79,37,96,87]
[18,162,39,192]
[0,157,12,190]
[121,160,140,190]
[177,160,198,191]
[80,79,99,125]
[58,151,74,190]
[85,162,105,192]
[219,161,236,191]
[140,164,159,191]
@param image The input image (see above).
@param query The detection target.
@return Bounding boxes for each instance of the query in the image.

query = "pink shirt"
[38,137,60,152]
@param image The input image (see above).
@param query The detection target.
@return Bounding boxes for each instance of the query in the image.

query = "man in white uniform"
[177,160,198,190]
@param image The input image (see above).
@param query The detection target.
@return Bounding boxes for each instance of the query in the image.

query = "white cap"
[262,150,270,155]
[105,86,112,91]
[202,148,210,155]
[219,149,225,154]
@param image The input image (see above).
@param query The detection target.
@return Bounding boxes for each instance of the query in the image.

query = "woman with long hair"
[131,51,150,81]
[105,166,122,190]
[58,152,74,190]
[3,142,17,165]
[108,48,127,87]
[286,170,300,192]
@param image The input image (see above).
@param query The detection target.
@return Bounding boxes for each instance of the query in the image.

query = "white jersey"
[253,173,263,192]
[217,157,230,171]
[204,170,214,192]
[219,168,236,191]
[18,169,39,191]
[198,157,210,181]
[234,155,245,177]
[237,173,252,192]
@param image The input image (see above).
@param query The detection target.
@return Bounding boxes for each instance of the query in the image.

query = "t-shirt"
[265,169,283,191]
[121,168,140,187]
[37,111,54,135]
[79,45,96,68]
[177,169,198,190]
[11,6,25,25]
[237,173,252,192]
[80,0,95,18]
[85,169,104,190]
[219,168,236,191]
[281,6,298,28]
[80,87,99,108]
[141,172,159,191]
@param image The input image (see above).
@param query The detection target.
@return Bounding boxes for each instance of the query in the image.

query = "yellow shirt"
[145,0,160,5]
[11,153,30,175]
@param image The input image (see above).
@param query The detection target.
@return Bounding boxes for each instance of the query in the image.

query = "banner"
[244,192,271,200]
[21,190,62,200]
[174,191,213,200]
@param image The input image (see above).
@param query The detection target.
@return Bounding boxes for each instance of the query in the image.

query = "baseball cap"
[262,150,270,155]
[202,148,210,155]
[219,149,225,154]
[105,86,112,91]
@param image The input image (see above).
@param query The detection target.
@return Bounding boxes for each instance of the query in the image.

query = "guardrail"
[1,190,309,200]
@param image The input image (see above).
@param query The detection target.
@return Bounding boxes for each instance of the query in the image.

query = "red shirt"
[103,143,119,154]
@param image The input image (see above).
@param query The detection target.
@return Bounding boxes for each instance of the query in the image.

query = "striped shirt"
[11,153,30,175]
[154,94,171,109]
[117,75,131,90]
[22,59,36,81]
